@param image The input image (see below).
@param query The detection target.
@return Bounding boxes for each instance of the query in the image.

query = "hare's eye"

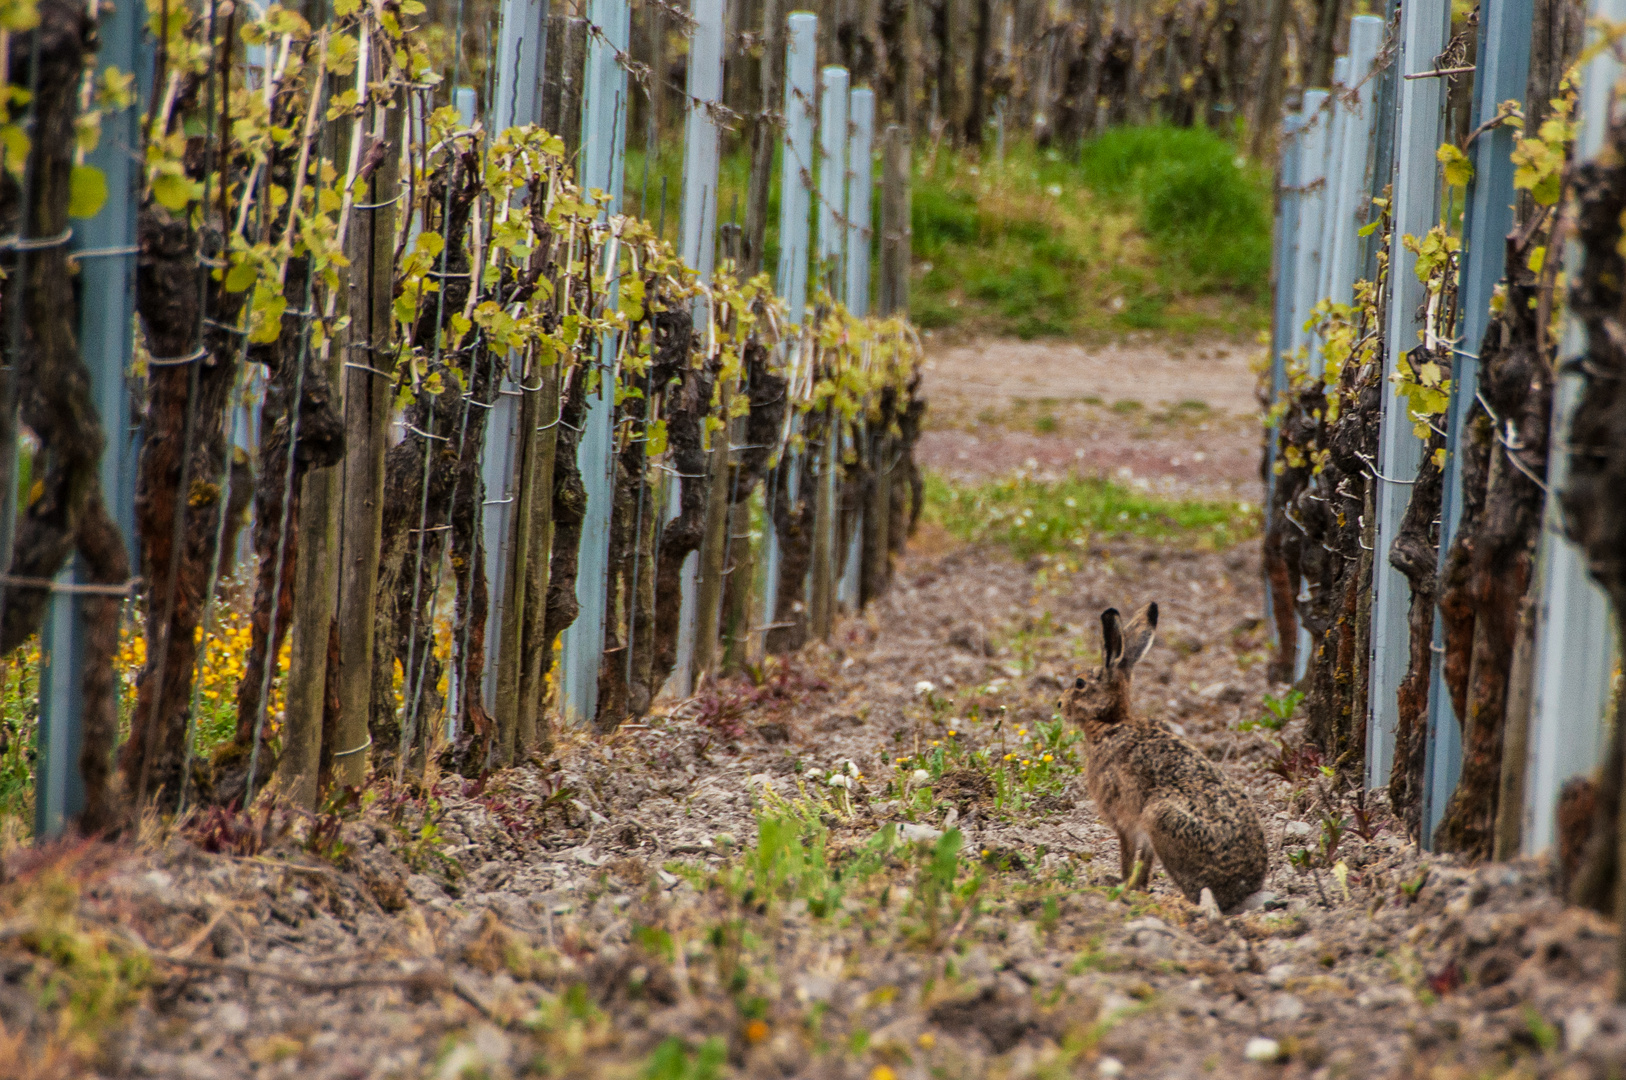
[1074,677,1086,690]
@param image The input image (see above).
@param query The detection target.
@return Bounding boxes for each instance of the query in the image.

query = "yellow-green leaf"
[1437,142,1474,187]
[68,164,108,219]
[0,124,29,176]
[644,418,668,455]
[224,258,258,293]
[152,172,195,210]
[0,0,39,32]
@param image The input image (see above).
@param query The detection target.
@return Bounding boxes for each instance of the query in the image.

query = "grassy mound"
[913,126,1272,340]
[924,471,1260,558]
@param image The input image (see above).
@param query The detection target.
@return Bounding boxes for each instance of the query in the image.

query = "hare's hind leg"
[1116,830,1133,883]
[1125,835,1155,891]
[1145,799,1207,901]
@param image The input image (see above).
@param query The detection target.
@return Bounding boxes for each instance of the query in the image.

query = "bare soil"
[3,339,1622,1080]
[918,336,1263,503]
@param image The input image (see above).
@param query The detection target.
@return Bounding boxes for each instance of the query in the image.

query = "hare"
[1061,602,1267,912]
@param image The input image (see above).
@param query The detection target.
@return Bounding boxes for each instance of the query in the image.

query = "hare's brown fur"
[1062,603,1267,912]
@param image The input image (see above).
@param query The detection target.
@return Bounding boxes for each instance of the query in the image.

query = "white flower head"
[912,769,931,784]
[914,680,937,696]
[827,774,852,789]
[804,767,824,779]
[843,759,860,777]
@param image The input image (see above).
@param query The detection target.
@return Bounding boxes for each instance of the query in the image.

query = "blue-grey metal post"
[1521,0,1622,854]
[37,0,146,839]
[758,12,818,633]
[776,14,819,327]
[1368,0,1452,791]
[816,66,849,296]
[836,79,871,614]
[1323,17,1386,314]
[845,87,875,316]
[668,0,726,697]
[680,0,725,298]
[1265,112,1305,588]
[1283,89,1330,679]
[1361,0,1402,285]
[1288,90,1330,365]
[1310,55,1350,377]
[479,1,549,711]
[1419,0,1535,845]
[811,68,851,629]
[558,0,631,723]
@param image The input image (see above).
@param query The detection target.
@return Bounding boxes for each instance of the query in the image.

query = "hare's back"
[1134,728,1261,832]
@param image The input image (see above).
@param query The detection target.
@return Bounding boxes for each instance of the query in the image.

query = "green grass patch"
[925,472,1259,557]
[912,127,1271,339]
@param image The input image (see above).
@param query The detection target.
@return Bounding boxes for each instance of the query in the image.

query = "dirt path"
[918,337,1263,504]
[4,339,1623,1080]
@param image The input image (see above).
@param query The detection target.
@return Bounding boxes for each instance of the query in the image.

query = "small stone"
[902,822,944,843]
[406,874,443,903]
[796,974,837,1003]
[1244,1037,1282,1062]
[1199,887,1223,923]
[1567,1009,1599,1053]
[1124,917,1171,935]
[1284,821,1313,839]
[1100,993,1137,1019]
[217,1001,250,1034]
[1097,1057,1125,1077]
[1355,986,1411,1009]
[959,946,995,979]
[1266,964,1293,989]
[1267,994,1305,1022]
[1241,890,1278,912]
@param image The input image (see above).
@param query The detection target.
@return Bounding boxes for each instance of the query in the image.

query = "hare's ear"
[1100,608,1123,668]
[1117,602,1159,672]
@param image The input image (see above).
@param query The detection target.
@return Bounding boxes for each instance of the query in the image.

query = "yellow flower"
[870,1068,897,1080]
[744,1019,770,1044]
[947,729,957,736]
[1003,753,1015,761]
[1021,760,1030,767]
[918,1032,937,1049]
[1042,753,1053,763]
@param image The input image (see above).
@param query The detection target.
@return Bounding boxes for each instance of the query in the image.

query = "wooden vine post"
[35,0,143,836]
[333,62,402,790]
[879,123,909,318]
